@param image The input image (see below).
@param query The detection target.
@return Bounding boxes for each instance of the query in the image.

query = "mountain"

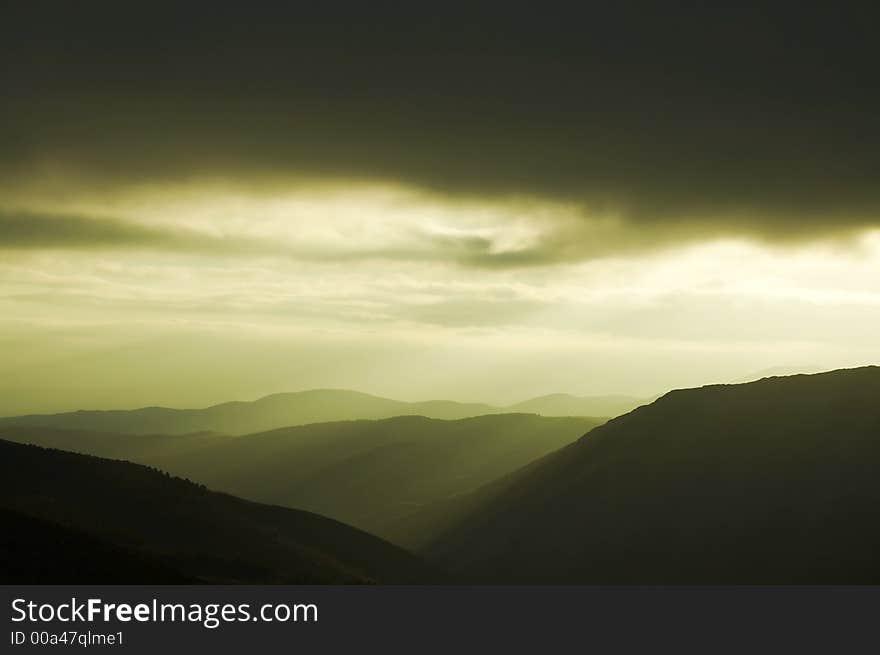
[423,367,880,583]
[0,389,632,436]
[0,508,196,584]
[0,389,498,435]
[0,425,231,461]
[0,439,437,584]
[150,414,602,542]
[507,393,645,418]
[0,414,603,544]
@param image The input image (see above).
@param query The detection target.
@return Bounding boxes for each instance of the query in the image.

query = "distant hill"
[0,425,231,461]
[0,414,603,544]
[507,393,644,418]
[0,390,497,435]
[423,367,880,583]
[0,389,633,435]
[0,439,436,584]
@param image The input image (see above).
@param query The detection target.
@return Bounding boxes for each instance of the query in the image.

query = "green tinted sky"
[2,5,879,413]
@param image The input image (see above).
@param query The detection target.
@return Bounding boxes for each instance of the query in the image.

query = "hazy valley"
[2,368,879,584]
[0,412,603,541]
[0,389,640,435]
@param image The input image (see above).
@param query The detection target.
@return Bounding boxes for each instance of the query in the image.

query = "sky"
[2,4,879,414]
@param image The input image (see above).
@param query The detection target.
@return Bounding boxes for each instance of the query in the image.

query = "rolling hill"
[422,367,880,583]
[0,390,497,435]
[0,389,636,435]
[0,439,437,584]
[0,425,230,461]
[0,414,603,544]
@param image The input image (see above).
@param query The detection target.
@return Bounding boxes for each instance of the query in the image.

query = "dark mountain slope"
[424,367,880,583]
[0,509,197,584]
[0,439,437,584]
[0,414,603,544]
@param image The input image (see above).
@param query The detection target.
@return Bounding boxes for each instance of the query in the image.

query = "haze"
[2,5,879,414]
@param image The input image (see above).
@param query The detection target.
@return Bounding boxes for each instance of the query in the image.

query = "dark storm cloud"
[3,3,880,251]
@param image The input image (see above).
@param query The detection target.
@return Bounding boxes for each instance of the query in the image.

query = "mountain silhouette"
[731,364,827,384]
[0,414,602,543]
[0,389,633,435]
[0,439,437,583]
[423,367,880,583]
[0,508,197,584]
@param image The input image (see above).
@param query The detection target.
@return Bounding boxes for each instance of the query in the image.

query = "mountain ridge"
[0,439,438,584]
[0,413,603,544]
[0,388,640,435]
[420,365,880,583]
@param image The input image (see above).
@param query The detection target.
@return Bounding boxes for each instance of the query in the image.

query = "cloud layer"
[3,4,880,253]
[2,4,880,413]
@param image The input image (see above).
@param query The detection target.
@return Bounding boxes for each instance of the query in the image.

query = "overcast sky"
[2,4,879,413]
